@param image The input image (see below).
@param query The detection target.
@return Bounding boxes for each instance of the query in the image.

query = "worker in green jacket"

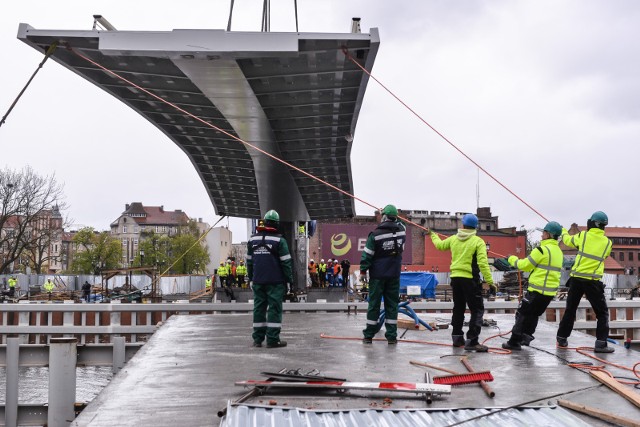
[236,261,248,288]
[502,221,563,350]
[429,213,493,352]
[360,204,406,345]
[8,276,17,297]
[247,210,293,348]
[557,211,614,353]
[43,278,55,300]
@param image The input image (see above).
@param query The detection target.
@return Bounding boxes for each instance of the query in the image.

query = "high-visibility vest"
[205,278,212,288]
[218,266,228,277]
[509,239,562,296]
[562,228,612,281]
[236,265,247,275]
[8,278,17,288]
[319,263,327,273]
[43,281,55,292]
[308,263,317,274]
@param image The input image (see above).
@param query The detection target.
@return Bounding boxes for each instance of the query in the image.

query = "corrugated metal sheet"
[220,405,591,427]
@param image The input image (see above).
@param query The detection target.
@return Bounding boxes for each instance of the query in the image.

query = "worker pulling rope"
[0,43,57,129]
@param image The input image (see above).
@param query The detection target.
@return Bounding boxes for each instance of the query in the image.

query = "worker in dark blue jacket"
[247,210,293,348]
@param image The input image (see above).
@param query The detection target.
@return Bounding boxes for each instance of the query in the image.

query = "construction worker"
[247,210,293,348]
[217,262,228,287]
[82,281,92,302]
[557,211,614,353]
[308,259,318,287]
[318,259,327,287]
[502,221,564,350]
[360,204,406,345]
[340,259,351,287]
[236,261,247,288]
[333,260,342,286]
[429,213,494,352]
[8,275,17,297]
[326,259,335,286]
[205,275,213,291]
[43,278,55,300]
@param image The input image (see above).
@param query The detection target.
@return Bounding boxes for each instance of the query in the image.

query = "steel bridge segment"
[17,24,380,221]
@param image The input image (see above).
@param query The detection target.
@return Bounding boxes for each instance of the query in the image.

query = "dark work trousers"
[509,290,553,344]
[252,283,286,345]
[363,277,400,340]
[450,277,485,345]
[557,277,610,341]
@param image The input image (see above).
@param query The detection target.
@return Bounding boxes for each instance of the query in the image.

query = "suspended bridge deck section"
[72,312,640,426]
[17,24,379,222]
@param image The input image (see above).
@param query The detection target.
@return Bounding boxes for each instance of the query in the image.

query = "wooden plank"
[398,318,426,330]
[590,370,640,409]
[558,399,640,427]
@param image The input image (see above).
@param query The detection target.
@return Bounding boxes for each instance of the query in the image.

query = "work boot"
[452,335,466,347]
[594,340,614,353]
[521,334,534,346]
[363,337,373,344]
[252,341,262,348]
[556,336,568,348]
[464,340,488,352]
[387,338,397,345]
[266,341,287,348]
[501,340,522,351]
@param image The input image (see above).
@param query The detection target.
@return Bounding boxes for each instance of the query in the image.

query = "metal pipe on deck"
[5,338,19,427]
[48,337,77,427]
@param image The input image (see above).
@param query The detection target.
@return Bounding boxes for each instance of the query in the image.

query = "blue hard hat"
[462,214,478,228]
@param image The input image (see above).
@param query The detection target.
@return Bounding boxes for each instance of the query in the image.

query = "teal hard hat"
[589,211,608,226]
[382,204,398,217]
[543,221,563,238]
[264,209,280,223]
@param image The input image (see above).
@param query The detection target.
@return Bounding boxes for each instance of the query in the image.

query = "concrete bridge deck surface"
[72,311,640,426]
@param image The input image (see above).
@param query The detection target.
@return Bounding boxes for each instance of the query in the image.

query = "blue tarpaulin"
[399,272,438,298]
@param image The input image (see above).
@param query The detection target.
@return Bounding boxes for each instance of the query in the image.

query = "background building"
[110,202,190,267]
[309,207,526,273]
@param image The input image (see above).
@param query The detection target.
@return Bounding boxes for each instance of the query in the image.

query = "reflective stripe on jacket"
[508,238,563,296]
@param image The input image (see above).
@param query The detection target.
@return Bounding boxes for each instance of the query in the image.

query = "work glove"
[286,282,292,293]
[249,281,254,291]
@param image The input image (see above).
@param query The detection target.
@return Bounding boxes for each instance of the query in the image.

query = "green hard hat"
[589,211,608,226]
[382,204,398,217]
[264,209,280,223]
[543,221,563,238]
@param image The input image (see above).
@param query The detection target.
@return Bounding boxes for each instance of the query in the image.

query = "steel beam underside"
[18,25,379,221]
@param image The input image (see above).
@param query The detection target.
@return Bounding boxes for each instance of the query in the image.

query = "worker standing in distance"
[318,259,327,287]
[205,275,212,292]
[247,210,293,348]
[236,260,247,288]
[43,278,55,300]
[429,213,493,352]
[502,221,564,350]
[8,275,17,297]
[361,204,406,345]
[557,211,614,353]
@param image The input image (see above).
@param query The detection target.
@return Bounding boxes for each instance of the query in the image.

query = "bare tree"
[0,166,66,274]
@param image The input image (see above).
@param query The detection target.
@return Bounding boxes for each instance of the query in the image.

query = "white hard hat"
[310,259,314,262]
[321,259,324,262]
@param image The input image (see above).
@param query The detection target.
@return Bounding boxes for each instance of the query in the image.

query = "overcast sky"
[1,1,639,243]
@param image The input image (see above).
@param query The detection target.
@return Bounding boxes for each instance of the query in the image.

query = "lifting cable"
[341,47,549,224]
[0,43,57,129]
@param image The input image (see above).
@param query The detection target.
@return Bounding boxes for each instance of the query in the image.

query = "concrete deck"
[72,310,640,426]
